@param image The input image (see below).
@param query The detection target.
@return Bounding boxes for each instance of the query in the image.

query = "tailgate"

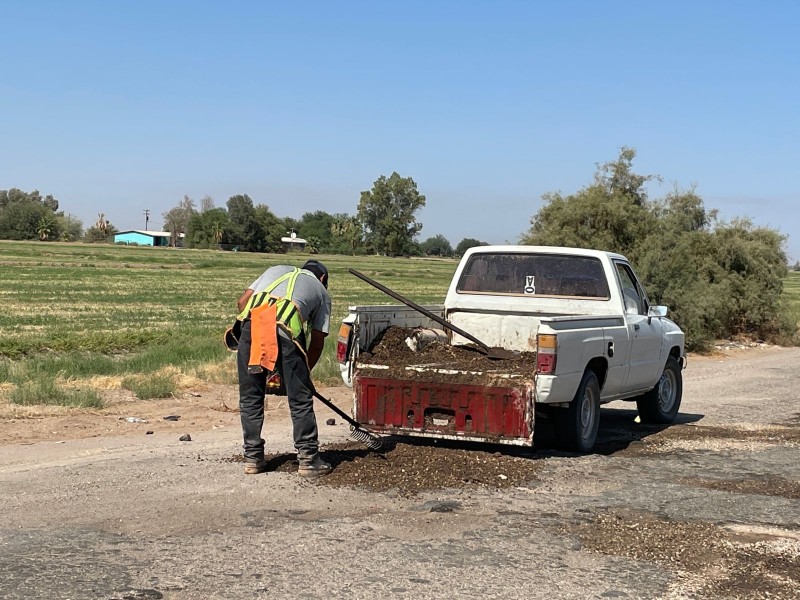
[354,366,534,446]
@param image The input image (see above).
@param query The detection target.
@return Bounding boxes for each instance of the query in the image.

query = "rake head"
[349,425,384,451]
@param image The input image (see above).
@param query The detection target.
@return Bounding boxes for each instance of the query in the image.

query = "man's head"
[302,260,329,289]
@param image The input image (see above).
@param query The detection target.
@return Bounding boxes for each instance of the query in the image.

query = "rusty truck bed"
[354,363,535,446]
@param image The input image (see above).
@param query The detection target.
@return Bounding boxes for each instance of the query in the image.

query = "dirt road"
[1,347,799,599]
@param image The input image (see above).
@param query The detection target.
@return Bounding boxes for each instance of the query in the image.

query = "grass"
[9,379,103,408]
[0,240,457,408]
[784,271,800,305]
[121,373,178,400]
[785,271,800,326]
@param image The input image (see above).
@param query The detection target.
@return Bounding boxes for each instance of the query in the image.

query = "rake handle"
[312,390,365,431]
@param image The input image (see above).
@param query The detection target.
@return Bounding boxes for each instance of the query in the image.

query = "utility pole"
[143,209,150,231]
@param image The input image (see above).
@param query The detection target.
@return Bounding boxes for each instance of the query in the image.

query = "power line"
[143,209,150,231]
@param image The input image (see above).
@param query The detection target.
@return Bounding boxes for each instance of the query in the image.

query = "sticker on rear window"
[524,275,536,295]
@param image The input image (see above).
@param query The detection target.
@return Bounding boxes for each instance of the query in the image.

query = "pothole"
[680,475,800,500]
[563,509,800,599]
[614,424,800,456]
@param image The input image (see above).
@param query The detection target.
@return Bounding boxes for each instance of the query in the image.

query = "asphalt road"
[1,348,799,600]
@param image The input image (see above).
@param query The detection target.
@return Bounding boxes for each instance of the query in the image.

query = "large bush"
[523,149,796,350]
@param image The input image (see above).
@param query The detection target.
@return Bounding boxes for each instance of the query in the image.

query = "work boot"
[297,453,331,478]
[243,459,270,475]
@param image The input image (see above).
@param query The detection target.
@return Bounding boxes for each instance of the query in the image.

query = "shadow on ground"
[587,406,703,455]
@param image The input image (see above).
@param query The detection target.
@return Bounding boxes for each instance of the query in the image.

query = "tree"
[0,199,49,240]
[523,148,797,349]
[187,207,230,249]
[226,194,256,248]
[200,195,215,213]
[594,146,660,207]
[254,204,285,253]
[523,148,658,257]
[223,194,286,253]
[298,211,336,252]
[36,216,54,241]
[283,217,301,237]
[357,172,426,256]
[163,195,197,246]
[455,238,487,256]
[420,234,453,257]
[42,194,59,213]
[211,221,224,246]
[0,188,63,240]
[331,213,362,255]
[56,214,83,241]
[96,213,109,237]
[84,220,118,243]
[306,236,322,254]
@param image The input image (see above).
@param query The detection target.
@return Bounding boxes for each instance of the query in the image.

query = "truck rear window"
[457,253,610,298]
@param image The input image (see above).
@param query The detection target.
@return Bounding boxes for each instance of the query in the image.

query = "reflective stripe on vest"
[237,268,305,339]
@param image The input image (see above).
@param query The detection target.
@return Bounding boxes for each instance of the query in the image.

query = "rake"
[312,390,383,451]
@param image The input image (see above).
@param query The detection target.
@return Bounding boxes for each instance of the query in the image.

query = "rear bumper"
[534,372,583,404]
[354,372,535,446]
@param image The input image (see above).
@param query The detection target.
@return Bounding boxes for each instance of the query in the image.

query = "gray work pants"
[237,320,319,461]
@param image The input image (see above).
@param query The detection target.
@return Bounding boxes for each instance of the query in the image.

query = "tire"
[556,370,601,453]
[636,356,682,424]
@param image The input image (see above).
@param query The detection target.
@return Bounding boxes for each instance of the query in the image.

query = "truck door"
[614,261,664,392]
[601,323,631,398]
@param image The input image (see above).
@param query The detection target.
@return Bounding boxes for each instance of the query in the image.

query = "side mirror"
[647,305,668,318]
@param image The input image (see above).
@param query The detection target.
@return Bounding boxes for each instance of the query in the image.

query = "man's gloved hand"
[223,320,242,351]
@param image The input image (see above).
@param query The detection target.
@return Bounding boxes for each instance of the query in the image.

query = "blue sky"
[1,1,798,260]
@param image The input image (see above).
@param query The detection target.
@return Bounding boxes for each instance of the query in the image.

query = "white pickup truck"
[337,245,686,452]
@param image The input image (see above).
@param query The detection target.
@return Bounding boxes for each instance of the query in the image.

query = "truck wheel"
[636,356,682,424]
[557,370,601,453]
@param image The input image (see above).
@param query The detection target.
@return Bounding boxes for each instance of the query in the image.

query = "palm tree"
[96,213,108,237]
[306,236,321,254]
[211,221,224,248]
[331,216,362,255]
[37,216,53,241]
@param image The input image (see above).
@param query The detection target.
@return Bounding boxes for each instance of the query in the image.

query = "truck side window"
[615,263,646,315]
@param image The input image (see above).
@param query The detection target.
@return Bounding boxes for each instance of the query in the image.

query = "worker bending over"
[234,260,332,477]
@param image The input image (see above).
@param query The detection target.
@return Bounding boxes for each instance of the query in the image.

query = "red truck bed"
[354,365,534,446]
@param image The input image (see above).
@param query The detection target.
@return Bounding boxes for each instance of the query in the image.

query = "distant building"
[281,231,307,252]
[114,230,186,247]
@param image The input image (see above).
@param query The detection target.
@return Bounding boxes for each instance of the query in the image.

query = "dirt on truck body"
[358,326,537,384]
[354,327,538,445]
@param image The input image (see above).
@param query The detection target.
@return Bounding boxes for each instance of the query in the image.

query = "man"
[234,260,332,477]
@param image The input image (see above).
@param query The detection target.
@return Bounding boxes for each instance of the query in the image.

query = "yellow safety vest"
[237,268,306,340]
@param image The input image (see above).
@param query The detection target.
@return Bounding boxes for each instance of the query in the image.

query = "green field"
[785,271,800,322]
[0,240,457,409]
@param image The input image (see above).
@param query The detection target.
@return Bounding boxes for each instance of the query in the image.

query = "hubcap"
[657,369,677,412]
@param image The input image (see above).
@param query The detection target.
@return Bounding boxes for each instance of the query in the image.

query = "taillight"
[536,333,557,374]
[336,323,352,363]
